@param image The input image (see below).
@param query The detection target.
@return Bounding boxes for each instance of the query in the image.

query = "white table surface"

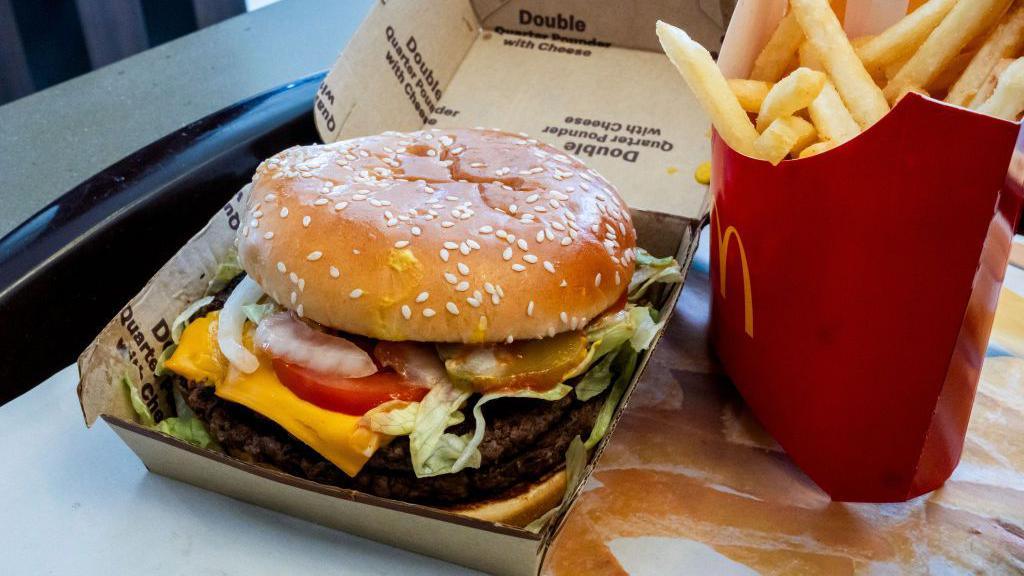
[1,364,481,575]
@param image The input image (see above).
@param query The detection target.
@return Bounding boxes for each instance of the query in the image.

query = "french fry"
[976,57,1024,120]
[790,0,890,128]
[798,140,836,159]
[656,21,760,157]
[756,67,827,131]
[750,11,805,82]
[929,50,977,93]
[947,2,1024,106]
[972,58,1014,109]
[798,41,825,71]
[754,116,818,165]
[851,35,876,49]
[729,79,774,113]
[884,55,911,81]
[808,82,861,144]
[856,0,959,71]
[884,0,1015,104]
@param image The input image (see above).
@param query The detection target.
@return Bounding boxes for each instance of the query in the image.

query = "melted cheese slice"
[165,312,384,476]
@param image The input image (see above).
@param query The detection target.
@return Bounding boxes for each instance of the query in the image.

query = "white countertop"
[1,364,480,575]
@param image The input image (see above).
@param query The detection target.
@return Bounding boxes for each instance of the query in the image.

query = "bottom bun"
[446,470,567,528]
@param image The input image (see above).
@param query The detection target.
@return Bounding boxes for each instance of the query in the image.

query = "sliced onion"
[255,312,377,378]
[171,295,214,343]
[217,275,264,374]
[374,341,449,389]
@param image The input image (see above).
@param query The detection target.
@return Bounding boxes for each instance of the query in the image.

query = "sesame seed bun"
[448,469,566,528]
[237,128,636,343]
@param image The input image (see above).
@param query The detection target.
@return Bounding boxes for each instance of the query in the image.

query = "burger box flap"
[78,1,721,574]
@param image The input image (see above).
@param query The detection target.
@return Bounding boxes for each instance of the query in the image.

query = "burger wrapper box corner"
[76,1,725,574]
[711,0,1024,503]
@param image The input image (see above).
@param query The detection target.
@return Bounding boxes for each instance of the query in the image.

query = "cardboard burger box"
[710,0,1024,502]
[77,1,726,574]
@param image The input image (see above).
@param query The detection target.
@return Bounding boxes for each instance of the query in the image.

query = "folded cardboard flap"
[314,0,717,220]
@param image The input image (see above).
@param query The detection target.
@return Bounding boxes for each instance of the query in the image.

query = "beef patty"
[174,277,604,505]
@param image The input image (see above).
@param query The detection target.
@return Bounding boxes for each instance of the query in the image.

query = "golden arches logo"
[713,209,754,337]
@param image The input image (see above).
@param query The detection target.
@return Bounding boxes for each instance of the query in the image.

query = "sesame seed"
[506,335,515,344]
[334,202,349,211]
[442,221,455,228]
[512,264,526,272]
[251,220,259,229]
[446,302,460,315]
[457,262,470,275]
[253,210,264,218]
[526,194,539,203]
[571,317,580,330]
[466,239,480,250]
[484,282,496,294]
[386,218,398,227]
[307,251,323,261]
[479,226,493,234]
[560,311,569,324]
[350,289,364,299]
[444,272,458,284]
[353,249,361,255]
[473,290,483,301]
[516,239,529,251]
[467,297,481,308]
[615,271,621,285]
[291,292,298,305]
[527,301,534,317]
[263,232,274,240]
[455,281,469,292]
[401,305,412,320]
[502,247,513,261]
[289,272,299,284]
[509,204,518,214]
[330,266,340,278]
[302,216,311,228]
[277,262,287,273]
[423,308,436,318]
[495,230,508,239]
[280,208,289,218]
[595,273,602,287]
[352,194,367,201]
[264,193,277,202]
[459,242,471,256]
[536,231,545,243]
[314,198,329,206]
[496,284,505,297]
[491,293,501,305]
[523,254,538,264]
[416,291,429,303]
[411,226,422,236]
[444,241,458,250]
[544,261,556,273]
[545,228,555,240]
[296,304,304,317]
[560,279,568,287]
[548,326,556,337]
[440,249,450,262]
[394,240,410,248]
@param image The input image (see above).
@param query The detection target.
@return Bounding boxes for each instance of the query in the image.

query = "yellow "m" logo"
[714,209,754,337]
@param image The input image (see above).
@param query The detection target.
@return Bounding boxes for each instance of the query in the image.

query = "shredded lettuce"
[123,375,219,450]
[585,347,638,450]
[170,295,215,344]
[629,248,683,302]
[206,248,244,295]
[364,401,464,436]
[525,435,588,533]
[124,375,155,426]
[242,301,281,324]
[153,344,177,377]
[574,353,615,401]
[408,382,473,478]
[449,384,572,473]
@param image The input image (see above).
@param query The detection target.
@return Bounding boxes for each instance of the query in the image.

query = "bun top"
[237,128,636,343]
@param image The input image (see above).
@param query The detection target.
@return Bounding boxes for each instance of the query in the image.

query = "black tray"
[0,73,325,403]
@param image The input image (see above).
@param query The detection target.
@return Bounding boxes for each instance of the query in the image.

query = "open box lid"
[313,0,723,221]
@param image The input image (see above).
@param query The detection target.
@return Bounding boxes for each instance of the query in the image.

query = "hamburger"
[154,128,681,527]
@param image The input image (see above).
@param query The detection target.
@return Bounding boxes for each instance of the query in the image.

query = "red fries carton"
[710,1,1024,502]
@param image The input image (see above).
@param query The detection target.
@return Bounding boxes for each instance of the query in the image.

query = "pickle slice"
[439,331,588,393]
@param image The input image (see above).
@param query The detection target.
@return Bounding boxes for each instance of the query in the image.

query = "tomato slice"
[272,359,429,415]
